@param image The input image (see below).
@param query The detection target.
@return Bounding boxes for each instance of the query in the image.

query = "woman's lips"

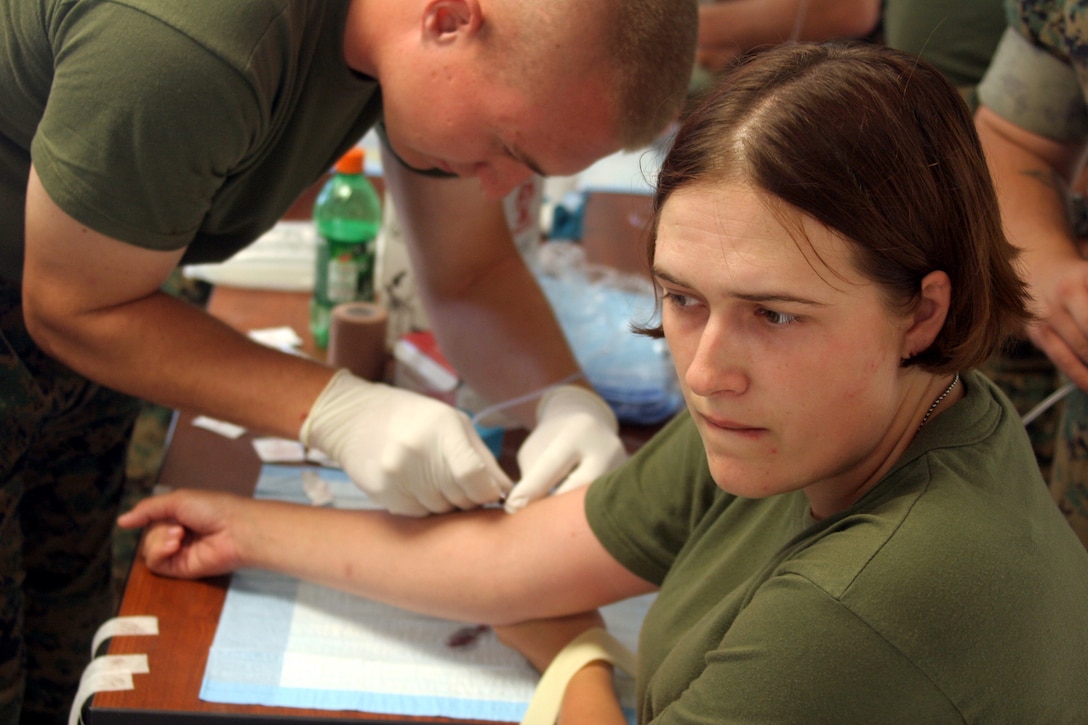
[700,412,764,434]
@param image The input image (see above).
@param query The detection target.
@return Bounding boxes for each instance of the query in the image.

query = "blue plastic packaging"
[533,243,684,425]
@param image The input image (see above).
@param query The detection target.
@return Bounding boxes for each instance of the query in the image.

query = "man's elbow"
[21,285,78,362]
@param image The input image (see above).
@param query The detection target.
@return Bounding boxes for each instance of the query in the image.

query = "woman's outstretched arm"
[118,485,654,625]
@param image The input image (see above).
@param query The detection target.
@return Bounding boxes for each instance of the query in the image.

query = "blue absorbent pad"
[199,465,649,722]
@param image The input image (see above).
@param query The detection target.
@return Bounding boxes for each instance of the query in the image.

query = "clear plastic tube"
[469,371,585,427]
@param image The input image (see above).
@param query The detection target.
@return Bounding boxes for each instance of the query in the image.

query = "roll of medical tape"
[327,302,389,382]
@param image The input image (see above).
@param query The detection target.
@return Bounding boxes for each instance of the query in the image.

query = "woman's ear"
[901,270,951,360]
[421,0,482,44]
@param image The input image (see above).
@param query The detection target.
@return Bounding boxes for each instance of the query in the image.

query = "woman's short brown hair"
[643,42,1031,373]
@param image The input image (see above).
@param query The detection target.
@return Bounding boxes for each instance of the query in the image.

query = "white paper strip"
[90,615,159,656]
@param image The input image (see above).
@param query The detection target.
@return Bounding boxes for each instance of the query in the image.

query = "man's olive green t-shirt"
[587,370,1088,723]
[1,0,382,283]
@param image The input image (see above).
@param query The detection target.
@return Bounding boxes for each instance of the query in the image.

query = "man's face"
[380,57,620,199]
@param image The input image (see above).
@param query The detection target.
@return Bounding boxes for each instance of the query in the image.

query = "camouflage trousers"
[981,340,1088,550]
[1051,386,1088,548]
[0,280,140,725]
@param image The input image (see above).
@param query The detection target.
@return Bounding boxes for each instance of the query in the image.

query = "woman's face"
[653,183,920,515]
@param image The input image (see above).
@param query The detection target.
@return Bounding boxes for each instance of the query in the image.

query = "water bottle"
[310,147,382,348]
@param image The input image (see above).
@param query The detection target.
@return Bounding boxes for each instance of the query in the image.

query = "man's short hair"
[493,0,698,150]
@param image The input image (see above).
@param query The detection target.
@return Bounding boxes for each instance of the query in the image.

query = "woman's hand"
[117,489,247,579]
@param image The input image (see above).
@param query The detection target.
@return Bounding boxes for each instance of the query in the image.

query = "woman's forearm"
[225,488,646,625]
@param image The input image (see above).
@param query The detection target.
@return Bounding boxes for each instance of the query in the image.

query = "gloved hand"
[504,385,628,513]
[300,369,512,516]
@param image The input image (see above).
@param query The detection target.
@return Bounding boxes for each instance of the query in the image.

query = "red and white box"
[392,331,459,406]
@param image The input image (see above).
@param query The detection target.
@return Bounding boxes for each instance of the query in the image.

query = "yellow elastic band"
[519,627,638,725]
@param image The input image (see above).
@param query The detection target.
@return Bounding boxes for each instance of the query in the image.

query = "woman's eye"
[662,291,696,309]
[757,307,798,326]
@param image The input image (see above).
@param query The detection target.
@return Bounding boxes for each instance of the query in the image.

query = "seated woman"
[119,42,1088,722]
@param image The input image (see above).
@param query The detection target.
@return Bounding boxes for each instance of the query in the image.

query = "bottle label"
[327,251,362,304]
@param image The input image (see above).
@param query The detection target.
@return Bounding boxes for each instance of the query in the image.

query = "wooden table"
[87,239,660,722]
[88,283,520,722]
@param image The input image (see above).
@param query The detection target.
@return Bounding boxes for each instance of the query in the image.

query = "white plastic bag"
[534,242,683,425]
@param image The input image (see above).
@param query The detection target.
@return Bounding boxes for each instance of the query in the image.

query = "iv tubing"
[469,371,586,426]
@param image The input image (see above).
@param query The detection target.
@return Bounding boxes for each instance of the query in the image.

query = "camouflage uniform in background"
[1051,379,1088,546]
[976,0,1088,548]
[0,279,141,725]
[1055,195,1088,547]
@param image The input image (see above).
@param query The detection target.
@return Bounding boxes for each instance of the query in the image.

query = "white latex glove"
[504,385,628,513]
[300,369,512,516]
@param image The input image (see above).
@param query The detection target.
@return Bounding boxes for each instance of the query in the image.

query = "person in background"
[694,0,1006,110]
[0,0,697,720]
[975,0,1088,547]
[881,0,1006,112]
[119,42,1088,722]
[694,0,880,74]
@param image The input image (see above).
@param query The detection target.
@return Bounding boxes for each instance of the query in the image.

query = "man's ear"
[422,0,482,43]
[901,270,951,361]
